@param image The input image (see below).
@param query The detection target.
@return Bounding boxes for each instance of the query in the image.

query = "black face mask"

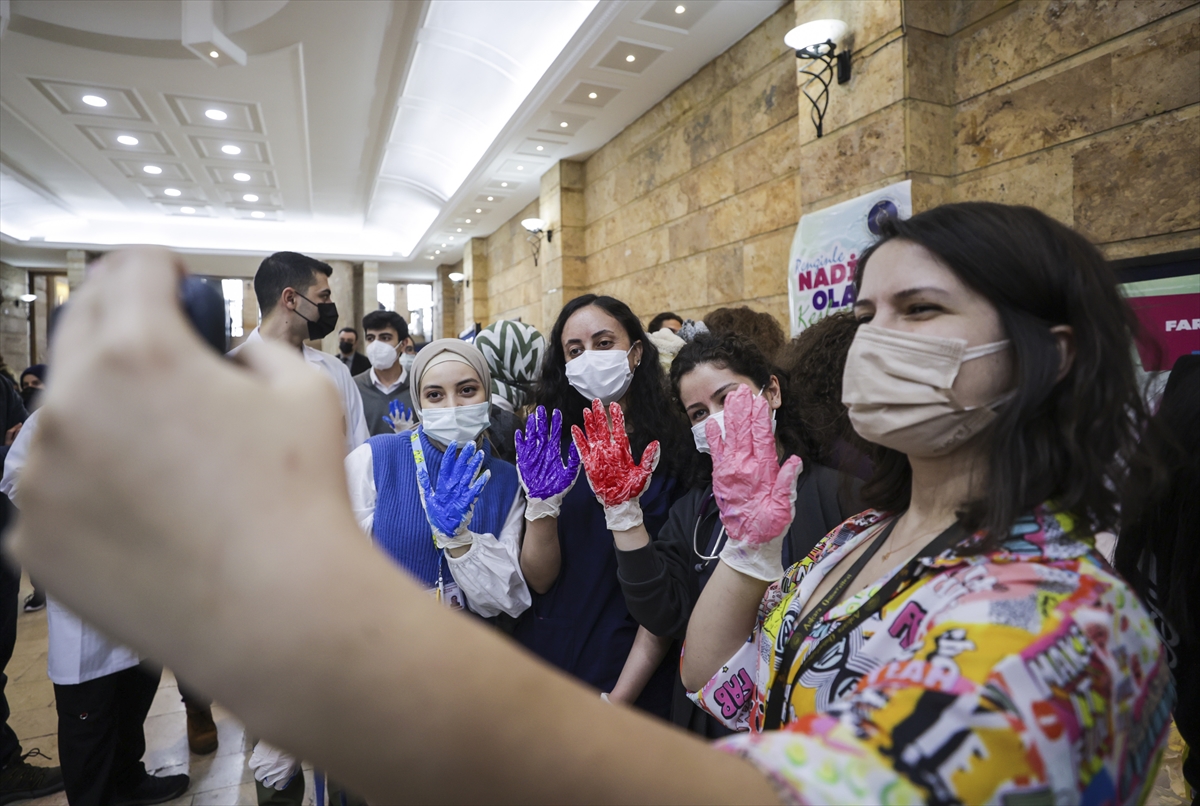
[296,293,339,341]
[338,340,354,355]
[20,387,40,412]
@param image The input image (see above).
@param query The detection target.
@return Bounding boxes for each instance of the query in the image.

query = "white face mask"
[399,352,416,372]
[565,346,636,405]
[366,340,398,371]
[419,402,490,445]
[690,388,776,454]
[842,324,1012,458]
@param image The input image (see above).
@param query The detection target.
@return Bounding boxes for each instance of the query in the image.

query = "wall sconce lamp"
[17,294,38,305]
[447,272,465,283]
[521,218,552,266]
[784,19,851,138]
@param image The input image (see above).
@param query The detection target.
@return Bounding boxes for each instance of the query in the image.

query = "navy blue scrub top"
[512,473,679,718]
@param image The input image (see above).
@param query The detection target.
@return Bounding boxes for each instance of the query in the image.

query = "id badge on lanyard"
[410,427,466,613]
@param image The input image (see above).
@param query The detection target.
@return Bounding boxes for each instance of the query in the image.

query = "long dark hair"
[535,294,696,482]
[1116,356,1199,640]
[855,202,1156,546]
[670,333,817,464]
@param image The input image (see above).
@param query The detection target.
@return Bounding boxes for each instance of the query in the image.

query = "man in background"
[353,310,413,436]
[230,252,369,454]
[336,327,371,376]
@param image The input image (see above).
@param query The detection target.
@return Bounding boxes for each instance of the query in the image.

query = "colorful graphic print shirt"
[689,507,1173,805]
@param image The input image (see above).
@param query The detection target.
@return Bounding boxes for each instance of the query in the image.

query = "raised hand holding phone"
[571,399,659,532]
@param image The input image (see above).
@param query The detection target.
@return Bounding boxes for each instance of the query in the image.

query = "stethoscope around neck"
[692,493,728,568]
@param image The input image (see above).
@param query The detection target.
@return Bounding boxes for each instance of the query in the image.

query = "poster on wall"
[787,180,912,336]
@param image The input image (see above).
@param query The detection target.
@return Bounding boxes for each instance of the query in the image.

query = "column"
[66,249,86,290]
[539,160,587,329]
[319,259,360,354]
[362,260,379,317]
[461,239,488,336]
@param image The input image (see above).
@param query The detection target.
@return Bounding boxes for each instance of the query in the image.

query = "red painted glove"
[571,399,660,531]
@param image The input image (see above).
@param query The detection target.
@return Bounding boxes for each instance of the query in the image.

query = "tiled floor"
[8,575,319,806]
[6,575,1192,805]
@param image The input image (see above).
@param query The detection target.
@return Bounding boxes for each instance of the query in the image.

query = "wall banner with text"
[787,180,912,336]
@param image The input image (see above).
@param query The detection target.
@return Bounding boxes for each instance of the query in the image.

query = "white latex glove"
[249,740,301,790]
[718,526,787,582]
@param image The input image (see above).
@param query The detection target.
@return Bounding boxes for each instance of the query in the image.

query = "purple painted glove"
[515,406,580,521]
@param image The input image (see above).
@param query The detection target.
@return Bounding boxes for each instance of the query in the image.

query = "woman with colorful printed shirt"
[14,207,1173,804]
[680,203,1173,804]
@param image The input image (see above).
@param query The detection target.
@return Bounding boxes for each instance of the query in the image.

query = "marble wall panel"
[1073,108,1200,243]
[1100,230,1200,260]
[713,4,796,96]
[908,100,955,176]
[799,103,907,205]
[669,209,713,260]
[706,243,746,304]
[680,151,737,213]
[906,27,954,105]
[953,146,1074,224]
[683,96,734,170]
[731,119,799,195]
[742,227,793,300]
[955,54,1113,171]
[1111,15,1200,125]
[731,54,799,148]
[794,0,903,54]
[954,0,1194,101]
[584,167,619,225]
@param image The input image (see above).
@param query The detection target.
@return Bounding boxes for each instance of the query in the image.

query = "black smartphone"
[180,276,228,354]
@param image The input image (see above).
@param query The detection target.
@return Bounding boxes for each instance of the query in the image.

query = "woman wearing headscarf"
[474,320,546,461]
[248,339,531,802]
[344,338,529,619]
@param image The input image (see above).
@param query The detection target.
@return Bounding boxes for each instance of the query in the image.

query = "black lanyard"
[763,518,965,730]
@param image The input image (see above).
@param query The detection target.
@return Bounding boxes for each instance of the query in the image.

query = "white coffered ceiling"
[0,0,783,281]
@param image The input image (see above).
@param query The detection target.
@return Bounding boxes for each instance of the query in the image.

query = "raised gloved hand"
[709,385,802,581]
[249,740,300,791]
[571,399,659,532]
[384,399,414,433]
[515,406,580,521]
[414,438,490,550]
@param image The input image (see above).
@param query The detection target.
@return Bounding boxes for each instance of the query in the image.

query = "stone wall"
[0,262,30,372]
[583,4,800,328]
[465,0,1199,337]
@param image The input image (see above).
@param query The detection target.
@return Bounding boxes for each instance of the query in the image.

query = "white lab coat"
[2,410,141,685]
[229,328,369,455]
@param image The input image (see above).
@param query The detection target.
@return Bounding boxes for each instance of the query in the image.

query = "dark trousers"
[0,555,21,768]
[54,662,161,806]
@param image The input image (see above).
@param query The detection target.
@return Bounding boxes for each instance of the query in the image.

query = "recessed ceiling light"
[243,194,259,202]
[180,206,195,214]
[517,166,524,171]
[435,250,441,255]
[465,219,472,224]
[441,243,447,247]
[427,256,435,260]
[205,109,227,121]
[221,145,241,155]
[625,54,636,63]
[501,182,508,187]
[536,145,544,151]
[233,172,251,181]
[676,5,686,13]
[250,211,266,218]
[449,236,454,241]
[82,95,107,107]
[588,92,598,99]
[475,208,482,213]
[117,135,139,146]
[456,228,462,232]
[209,50,220,58]
[486,196,493,201]
[164,188,181,197]
[559,121,569,128]
[143,165,162,174]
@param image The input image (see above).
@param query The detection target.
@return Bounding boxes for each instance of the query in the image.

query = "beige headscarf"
[409,339,492,416]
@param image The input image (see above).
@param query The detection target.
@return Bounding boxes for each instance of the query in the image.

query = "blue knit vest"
[368,430,519,590]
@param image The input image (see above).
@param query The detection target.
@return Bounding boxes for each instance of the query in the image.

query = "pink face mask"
[841,324,1012,458]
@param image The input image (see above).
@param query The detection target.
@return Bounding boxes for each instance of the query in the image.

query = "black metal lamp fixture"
[785,20,851,138]
[521,218,552,267]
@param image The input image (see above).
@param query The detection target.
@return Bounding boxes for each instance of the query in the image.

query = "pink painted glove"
[571,399,660,532]
[708,385,802,581]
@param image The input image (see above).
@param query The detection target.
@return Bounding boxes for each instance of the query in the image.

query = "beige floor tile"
[142,711,190,771]
[148,683,186,717]
[191,781,257,805]
[5,678,57,714]
[22,792,69,806]
[8,703,57,742]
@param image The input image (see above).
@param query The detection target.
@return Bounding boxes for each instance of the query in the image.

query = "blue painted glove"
[384,399,414,433]
[414,440,491,550]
